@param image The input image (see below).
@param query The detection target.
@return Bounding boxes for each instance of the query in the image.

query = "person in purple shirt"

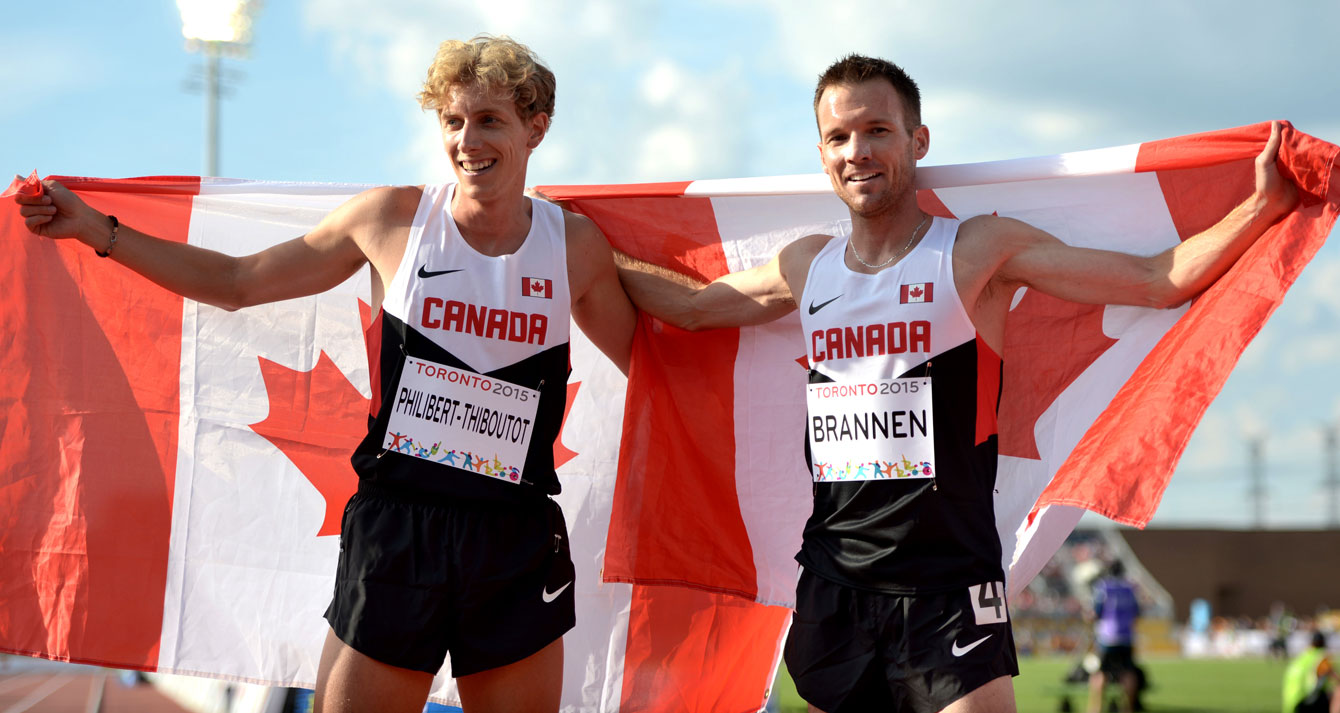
[1089,560,1142,713]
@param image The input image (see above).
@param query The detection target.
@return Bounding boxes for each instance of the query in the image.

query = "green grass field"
[772,656,1290,712]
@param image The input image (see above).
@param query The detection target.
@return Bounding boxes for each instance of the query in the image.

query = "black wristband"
[94,214,119,258]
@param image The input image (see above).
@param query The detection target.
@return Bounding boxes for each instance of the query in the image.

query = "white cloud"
[1271,247,1340,372]
[301,0,757,183]
[1179,408,1239,472]
[730,0,1340,152]
[640,60,683,107]
[1180,389,1328,475]
[1283,332,1340,372]
[401,113,452,184]
[297,0,1340,182]
[636,125,700,178]
[921,89,1118,165]
[1297,251,1340,320]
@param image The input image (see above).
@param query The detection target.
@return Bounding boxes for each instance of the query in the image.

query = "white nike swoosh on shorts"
[951,634,992,657]
[542,581,572,603]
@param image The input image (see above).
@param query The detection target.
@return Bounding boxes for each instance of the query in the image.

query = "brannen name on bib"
[806,376,934,482]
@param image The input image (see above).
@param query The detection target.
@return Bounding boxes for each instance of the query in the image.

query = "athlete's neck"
[451,190,533,257]
[846,194,928,270]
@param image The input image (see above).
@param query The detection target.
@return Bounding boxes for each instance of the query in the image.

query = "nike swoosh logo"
[808,294,842,315]
[542,581,572,603]
[951,634,992,657]
[418,265,463,279]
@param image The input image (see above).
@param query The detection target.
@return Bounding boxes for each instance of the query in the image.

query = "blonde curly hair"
[418,35,555,122]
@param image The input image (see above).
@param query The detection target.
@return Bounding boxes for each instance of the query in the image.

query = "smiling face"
[437,81,549,203]
[815,79,928,219]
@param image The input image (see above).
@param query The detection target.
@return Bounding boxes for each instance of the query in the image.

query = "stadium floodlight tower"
[177,0,259,177]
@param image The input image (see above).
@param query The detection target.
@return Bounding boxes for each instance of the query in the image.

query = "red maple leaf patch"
[998,289,1118,460]
[249,350,368,537]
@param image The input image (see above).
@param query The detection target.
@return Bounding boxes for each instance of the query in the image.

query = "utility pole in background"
[1248,435,1266,529]
[1324,423,1338,528]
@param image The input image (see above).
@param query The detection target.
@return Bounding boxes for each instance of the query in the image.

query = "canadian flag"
[900,282,934,303]
[1,122,1336,712]
[541,121,1339,612]
[1,172,791,711]
[523,275,553,298]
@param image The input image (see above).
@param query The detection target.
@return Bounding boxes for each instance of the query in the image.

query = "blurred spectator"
[1270,603,1299,661]
[1089,560,1141,713]
[1283,631,1339,713]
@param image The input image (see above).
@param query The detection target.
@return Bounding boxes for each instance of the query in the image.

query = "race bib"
[969,581,1009,624]
[806,377,934,482]
[383,356,540,484]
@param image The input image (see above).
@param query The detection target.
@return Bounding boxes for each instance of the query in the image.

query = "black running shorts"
[784,568,1018,713]
[1098,644,1136,677]
[323,482,576,676]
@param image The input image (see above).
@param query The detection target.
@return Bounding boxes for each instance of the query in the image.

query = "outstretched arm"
[14,179,407,310]
[614,234,830,331]
[955,122,1299,353]
[1151,120,1298,302]
[981,121,1298,310]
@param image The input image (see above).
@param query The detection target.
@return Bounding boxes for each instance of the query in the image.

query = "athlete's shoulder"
[952,213,1052,279]
[791,232,839,251]
[558,204,601,240]
[558,206,612,259]
[367,184,426,220]
[954,214,1045,250]
[776,233,837,301]
[326,184,424,232]
[780,233,837,268]
[781,233,837,265]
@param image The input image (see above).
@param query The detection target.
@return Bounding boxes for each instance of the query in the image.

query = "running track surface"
[0,660,190,713]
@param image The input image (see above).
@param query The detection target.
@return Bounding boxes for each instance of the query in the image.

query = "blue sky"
[4,1,1338,527]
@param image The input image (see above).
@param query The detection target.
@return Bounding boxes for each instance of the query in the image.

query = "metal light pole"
[177,0,259,177]
[1248,434,1266,529]
[1324,423,1338,528]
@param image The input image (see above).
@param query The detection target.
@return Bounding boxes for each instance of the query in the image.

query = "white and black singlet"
[350,183,571,502]
[797,217,1005,593]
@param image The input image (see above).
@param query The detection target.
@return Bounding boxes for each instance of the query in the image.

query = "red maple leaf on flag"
[554,381,582,469]
[247,297,585,533]
[249,350,368,537]
[909,285,924,299]
[998,289,1118,460]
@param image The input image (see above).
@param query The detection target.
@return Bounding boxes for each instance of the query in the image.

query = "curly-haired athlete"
[16,35,634,713]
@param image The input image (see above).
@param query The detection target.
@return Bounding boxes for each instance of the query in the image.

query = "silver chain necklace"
[848,214,928,270]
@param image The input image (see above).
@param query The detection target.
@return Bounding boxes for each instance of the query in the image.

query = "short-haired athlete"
[614,55,1297,713]
[15,35,635,713]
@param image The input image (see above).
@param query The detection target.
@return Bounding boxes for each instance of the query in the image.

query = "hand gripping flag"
[1,122,1336,712]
